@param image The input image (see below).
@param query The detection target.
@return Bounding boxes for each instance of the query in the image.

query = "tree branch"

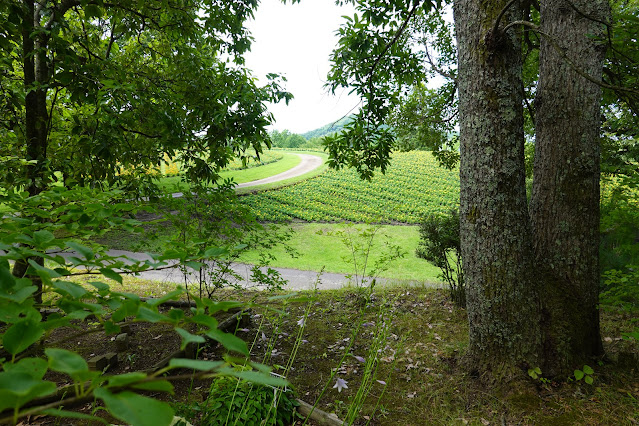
[503,20,639,96]
[492,0,519,37]
[366,1,422,100]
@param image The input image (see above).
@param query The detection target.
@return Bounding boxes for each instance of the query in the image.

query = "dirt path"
[170,153,322,198]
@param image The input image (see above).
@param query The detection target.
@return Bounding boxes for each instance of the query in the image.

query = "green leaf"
[84,4,103,18]
[574,369,585,381]
[132,380,174,393]
[582,365,594,375]
[100,268,122,284]
[137,307,168,323]
[94,389,174,426]
[0,372,57,412]
[3,357,49,380]
[104,320,121,335]
[175,328,205,351]
[189,314,218,330]
[88,281,110,293]
[168,358,224,371]
[66,241,94,260]
[52,281,88,298]
[223,370,289,387]
[3,319,44,355]
[584,375,594,385]
[205,328,248,356]
[145,289,184,307]
[41,408,108,424]
[33,230,56,247]
[0,263,16,290]
[0,283,38,303]
[107,372,148,388]
[204,247,228,257]
[46,348,90,380]
[202,300,244,313]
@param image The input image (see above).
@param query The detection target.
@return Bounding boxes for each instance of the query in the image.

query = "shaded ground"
[29,286,639,425]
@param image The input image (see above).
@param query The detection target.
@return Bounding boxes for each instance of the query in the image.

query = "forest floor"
[33,278,639,425]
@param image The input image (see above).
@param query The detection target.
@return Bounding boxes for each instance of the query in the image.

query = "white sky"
[244,0,359,134]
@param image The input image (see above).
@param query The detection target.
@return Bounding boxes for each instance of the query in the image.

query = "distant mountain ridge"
[302,115,354,139]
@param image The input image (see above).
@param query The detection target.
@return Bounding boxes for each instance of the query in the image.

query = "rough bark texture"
[531,0,610,375]
[454,0,542,376]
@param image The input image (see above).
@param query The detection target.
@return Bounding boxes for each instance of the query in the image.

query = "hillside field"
[239,151,459,224]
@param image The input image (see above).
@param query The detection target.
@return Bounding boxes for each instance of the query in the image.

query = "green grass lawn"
[240,223,442,283]
[156,151,304,192]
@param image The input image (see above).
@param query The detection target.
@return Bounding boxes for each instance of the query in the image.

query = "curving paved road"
[170,153,322,198]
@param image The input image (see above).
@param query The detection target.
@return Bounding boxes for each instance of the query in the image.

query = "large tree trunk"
[454,0,542,376]
[531,0,610,376]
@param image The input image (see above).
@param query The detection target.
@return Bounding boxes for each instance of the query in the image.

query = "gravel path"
[85,250,369,291]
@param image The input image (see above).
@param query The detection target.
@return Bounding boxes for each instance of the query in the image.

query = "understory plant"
[0,183,285,425]
[318,223,406,290]
[161,181,294,299]
[416,208,465,307]
[200,365,299,426]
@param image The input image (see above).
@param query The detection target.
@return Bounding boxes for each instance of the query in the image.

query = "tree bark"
[531,0,610,375]
[454,0,542,376]
[13,0,50,304]
[22,0,49,196]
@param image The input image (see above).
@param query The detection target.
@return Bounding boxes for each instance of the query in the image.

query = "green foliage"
[600,268,639,341]
[573,365,595,385]
[387,83,459,169]
[199,368,299,426]
[240,151,459,224]
[0,0,292,195]
[318,223,406,289]
[326,1,443,179]
[160,182,293,298]
[600,181,639,271]
[0,184,283,424]
[415,209,464,307]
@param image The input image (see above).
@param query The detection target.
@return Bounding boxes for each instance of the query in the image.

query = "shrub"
[201,370,299,426]
[416,208,465,307]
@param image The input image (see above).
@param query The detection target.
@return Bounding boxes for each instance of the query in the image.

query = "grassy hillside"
[301,115,354,139]
[240,151,459,224]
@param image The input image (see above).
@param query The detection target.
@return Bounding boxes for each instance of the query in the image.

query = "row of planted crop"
[240,151,460,224]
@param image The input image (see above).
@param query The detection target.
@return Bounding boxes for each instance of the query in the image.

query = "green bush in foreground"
[0,185,285,425]
[416,209,465,307]
[199,369,299,426]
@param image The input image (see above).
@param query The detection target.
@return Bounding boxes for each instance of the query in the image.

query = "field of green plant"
[240,151,459,224]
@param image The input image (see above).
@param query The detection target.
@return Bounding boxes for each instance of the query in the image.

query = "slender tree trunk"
[531,0,610,376]
[454,0,541,376]
[13,0,49,304]
[22,0,49,196]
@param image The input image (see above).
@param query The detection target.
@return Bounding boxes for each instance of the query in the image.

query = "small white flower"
[297,317,306,327]
[353,355,365,363]
[333,377,348,393]
[376,380,386,385]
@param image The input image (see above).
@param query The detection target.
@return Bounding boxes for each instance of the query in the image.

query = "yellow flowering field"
[240,151,460,224]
